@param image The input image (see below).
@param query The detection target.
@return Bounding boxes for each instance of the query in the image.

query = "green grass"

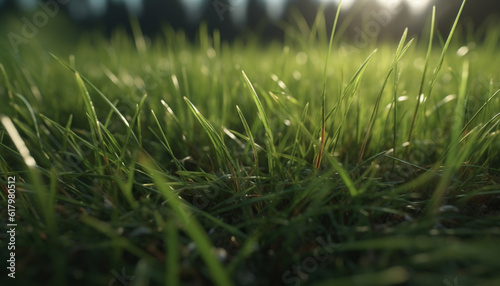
[1,3,500,286]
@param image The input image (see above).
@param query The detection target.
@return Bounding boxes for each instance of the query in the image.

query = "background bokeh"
[1,0,500,41]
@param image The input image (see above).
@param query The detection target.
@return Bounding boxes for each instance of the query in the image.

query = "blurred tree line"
[1,0,499,41]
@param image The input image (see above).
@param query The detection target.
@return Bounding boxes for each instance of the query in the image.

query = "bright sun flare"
[320,0,432,14]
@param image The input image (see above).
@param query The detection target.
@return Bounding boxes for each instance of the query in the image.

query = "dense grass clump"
[1,3,500,286]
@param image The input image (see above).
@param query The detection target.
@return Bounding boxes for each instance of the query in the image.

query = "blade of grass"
[461,88,500,134]
[50,53,139,143]
[116,150,139,209]
[236,105,259,175]
[189,206,248,239]
[121,94,147,156]
[329,49,377,154]
[61,114,73,153]
[1,115,37,168]
[129,15,147,57]
[241,70,277,176]
[311,267,409,286]
[357,29,413,164]
[0,63,14,99]
[324,152,359,197]
[151,211,180,286]
[166,219,180,286]
[392,62,400,169]
[309,2,327,47]
[407,6,435,144]
[184,97,236,174]
[408,1,467,143]
[425,60,469,218]
[150,109,184,171]
[1,115,57,235]
[74,72,104,173]
[13,93,41,148]
[80,215,155,261]
[315,0,343,170]
[291,102,309,160]
[140,156,233,286]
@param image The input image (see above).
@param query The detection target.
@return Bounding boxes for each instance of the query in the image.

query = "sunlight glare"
[230,0,249,27]
[405,0,432,14]
[264,0,288,21]
[181,0,205,23]
[318,0,432,14]
[376,0,404,13]
[317,0,357,10]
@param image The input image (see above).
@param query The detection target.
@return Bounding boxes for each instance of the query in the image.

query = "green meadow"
[1,2,500,285]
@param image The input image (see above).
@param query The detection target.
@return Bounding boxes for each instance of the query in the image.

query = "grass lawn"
[1,3,500,286]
